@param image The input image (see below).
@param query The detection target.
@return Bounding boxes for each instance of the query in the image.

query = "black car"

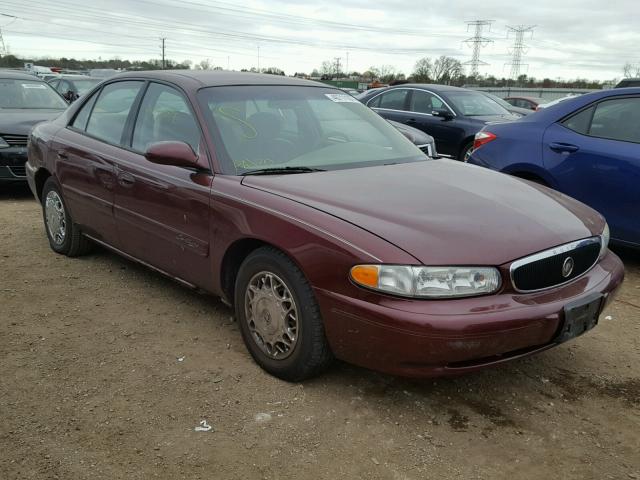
[615,78,640,88]
[0,71,68,184]
[48,74,103,102]
[481,92,531,118]
[360,84,518,160]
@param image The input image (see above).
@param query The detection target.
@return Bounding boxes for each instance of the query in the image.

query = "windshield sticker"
[325,93,359,103]
[22,83,47,89]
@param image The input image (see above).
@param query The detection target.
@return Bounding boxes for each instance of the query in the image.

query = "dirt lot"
[1,184,639,480]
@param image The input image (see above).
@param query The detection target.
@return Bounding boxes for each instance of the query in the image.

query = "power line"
[463,20,494,77]
[506,25,536,82]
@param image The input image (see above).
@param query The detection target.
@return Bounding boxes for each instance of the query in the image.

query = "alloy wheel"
[45,190,66,245]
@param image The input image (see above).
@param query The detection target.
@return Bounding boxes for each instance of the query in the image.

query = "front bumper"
[0,147,28,183]
[316,251,624,377]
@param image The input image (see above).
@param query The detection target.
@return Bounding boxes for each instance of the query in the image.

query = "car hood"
[0,109,64,135]
[387,119,435,145]
[242,160,603,265]
[468,114,520,124]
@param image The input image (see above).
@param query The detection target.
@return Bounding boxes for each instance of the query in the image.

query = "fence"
[469,87,601,101]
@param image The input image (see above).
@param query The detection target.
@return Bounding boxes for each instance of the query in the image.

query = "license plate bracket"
[557,293,603,343]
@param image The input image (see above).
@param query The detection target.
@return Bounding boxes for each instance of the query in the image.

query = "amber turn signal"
[350,265,380,288]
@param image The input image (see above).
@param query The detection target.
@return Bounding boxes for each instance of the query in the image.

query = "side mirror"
[432,108,454,120]
[144,141,200,169]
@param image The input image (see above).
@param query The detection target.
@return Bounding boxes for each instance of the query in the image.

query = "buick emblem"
[562,257,574,278]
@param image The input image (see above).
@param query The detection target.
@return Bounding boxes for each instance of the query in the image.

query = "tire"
[41,177,92,257]
[459,141,474,162]
[234,246,333,381]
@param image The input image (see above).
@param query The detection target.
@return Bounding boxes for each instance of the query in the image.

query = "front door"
[112,82,213,288]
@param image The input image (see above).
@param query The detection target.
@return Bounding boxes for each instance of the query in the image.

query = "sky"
[0,0,638,81]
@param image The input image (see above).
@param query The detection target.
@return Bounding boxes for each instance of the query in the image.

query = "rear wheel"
[41,177,91,257]
[234,247,333,381]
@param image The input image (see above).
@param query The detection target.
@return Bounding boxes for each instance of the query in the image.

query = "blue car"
[469,88,640,247]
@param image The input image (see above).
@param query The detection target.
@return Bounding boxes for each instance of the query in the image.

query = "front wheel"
[234,247,333,381]
[459,142,474,162]
[41,177,91,257]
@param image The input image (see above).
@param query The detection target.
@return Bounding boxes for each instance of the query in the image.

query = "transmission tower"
[506,25,536,82]
[463,20,494,77]
[0,28,6,57]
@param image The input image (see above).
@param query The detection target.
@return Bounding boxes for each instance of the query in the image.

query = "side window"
[132,83,200,153]
[377,89,409,110]
[589,98,640,143]
[85,81,143,146]
[409,90,445,114]
[59,80,72,93]
[49,79,60,90]
[71,92,99,131]
[562,106,594,135]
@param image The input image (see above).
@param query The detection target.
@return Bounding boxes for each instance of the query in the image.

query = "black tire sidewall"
[234,249,322,379]
[41,178,73,255]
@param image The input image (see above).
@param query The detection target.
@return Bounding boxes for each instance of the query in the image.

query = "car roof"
[514,87,640,122]
[55,74,101,80]
[383,83,468,93]
[0,70,44,81]
[114,70,330,89]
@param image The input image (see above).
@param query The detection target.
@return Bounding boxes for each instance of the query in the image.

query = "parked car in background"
[615,78,640,88]
[88,69,119,79]
[503,96,547,111]
[0,71,68,184]
[481,92,531,117]
[362,84,518,160]
[469,88,640,248]
[387,119,438,157]
[26,71,622,381]
[535,95,580,110]
[48,74,103,102]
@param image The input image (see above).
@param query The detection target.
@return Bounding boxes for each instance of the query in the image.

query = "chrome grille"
[510,237,601,292]
[1,134,29,146]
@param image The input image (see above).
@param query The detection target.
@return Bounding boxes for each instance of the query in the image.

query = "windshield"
[198,85,425,174]
[0,79,68,109]
[73,79,102,95]
[446,91,511,116]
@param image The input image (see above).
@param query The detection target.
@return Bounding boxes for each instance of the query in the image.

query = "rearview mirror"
[432,109,453,120]
[144,141,200,169]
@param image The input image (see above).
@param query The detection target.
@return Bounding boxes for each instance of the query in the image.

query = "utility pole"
[505,25,536,84]
[160,37,166,69]
[345,51,349,77]
[333,57,342,79]
[463,20,494,78]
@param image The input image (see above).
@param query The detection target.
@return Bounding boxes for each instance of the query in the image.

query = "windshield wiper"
[242,166,326,176]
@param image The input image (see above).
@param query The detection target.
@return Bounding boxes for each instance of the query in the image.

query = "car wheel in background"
[234,246,334,381]
[460,142,474,162]
[41,177,92,257]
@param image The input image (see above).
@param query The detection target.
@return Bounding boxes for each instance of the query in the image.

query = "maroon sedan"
[26,71,624,381]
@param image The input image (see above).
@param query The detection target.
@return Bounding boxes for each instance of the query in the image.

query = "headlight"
[600,223,610,258]
[0,137,9,149]
[350,265,501,298]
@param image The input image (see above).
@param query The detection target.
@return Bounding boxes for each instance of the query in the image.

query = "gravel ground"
[1,184,639,480]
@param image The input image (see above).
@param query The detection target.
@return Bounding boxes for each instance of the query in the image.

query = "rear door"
[52,81,144,246]
[542,95,640,245]
[112,81,213,288]
[367,88,411,124]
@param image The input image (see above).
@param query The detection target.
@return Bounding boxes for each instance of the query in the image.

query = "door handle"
[57,150,68,159]
[406,118,417,125]
[549,142,579,153]
[117,171,136,187]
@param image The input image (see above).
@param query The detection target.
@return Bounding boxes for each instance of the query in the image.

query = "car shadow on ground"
[0,183,34,201]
